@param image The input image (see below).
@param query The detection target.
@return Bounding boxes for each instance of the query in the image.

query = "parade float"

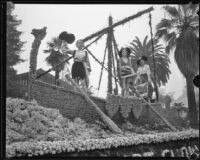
[6,6,199,158]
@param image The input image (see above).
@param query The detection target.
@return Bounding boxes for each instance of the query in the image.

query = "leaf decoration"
[105,94,145,119]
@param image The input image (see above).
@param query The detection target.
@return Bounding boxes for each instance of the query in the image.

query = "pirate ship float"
[6,7,199,158]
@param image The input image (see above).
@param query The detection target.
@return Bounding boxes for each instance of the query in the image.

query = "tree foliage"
[44,37,67,84]
[6,2,26,97]
[159,93,173,109]
[155,3,199,128]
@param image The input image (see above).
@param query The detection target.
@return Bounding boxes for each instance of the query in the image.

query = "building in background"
[16,68,72,98]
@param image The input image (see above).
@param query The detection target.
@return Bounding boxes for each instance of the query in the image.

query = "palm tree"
[155,3,199,128]
[44,37,67,85]
[129,35,171,101]
[173,102,185,109]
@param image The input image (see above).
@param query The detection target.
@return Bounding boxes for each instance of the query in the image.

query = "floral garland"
[6,129,199,158]
[105,94,145,119]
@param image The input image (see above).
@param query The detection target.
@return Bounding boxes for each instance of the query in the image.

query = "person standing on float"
[58,31,76,82]
[61,39,91,91]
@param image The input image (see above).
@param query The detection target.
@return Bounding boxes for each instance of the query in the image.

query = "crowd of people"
[57,31,154,101]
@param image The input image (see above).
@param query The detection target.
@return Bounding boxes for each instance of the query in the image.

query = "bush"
[6,98,110,145]
[6,98,199,158]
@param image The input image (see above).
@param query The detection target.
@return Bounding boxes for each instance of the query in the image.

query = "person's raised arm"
[62,49,75,56]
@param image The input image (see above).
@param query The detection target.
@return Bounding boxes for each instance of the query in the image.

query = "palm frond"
[165,43,175,55]
[163,5,180,18]
[189,15,199,27]
[164,32,177,43]
[189,3,199,15]
[156,18,173,30]
[180,4,189,17]
[155,29,168,39]
[134,36,143,49]
[184,2,199,17]
[143,36,148,48]
[130,35,171,86]
[46,42,54,48]
[43,49,51,53]
[130,42,140,52]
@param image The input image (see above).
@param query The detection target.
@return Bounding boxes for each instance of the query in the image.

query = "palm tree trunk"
[28,27,46,100]
[65,74,123,134]
[186,76,199,128]
[55,69,60,86]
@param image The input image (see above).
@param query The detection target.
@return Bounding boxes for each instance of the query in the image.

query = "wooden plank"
[82,7,154,43]
[131,87,178,132]
[65,74,123,134]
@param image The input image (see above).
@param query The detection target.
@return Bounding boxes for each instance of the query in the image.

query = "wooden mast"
[149,12,159,102]
[82,7,154,43]
[107,16,113,94]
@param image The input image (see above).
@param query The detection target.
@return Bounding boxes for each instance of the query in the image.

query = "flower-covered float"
[6,98,199,158]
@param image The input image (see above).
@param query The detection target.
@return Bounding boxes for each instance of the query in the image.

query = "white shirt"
[74,50,87,62]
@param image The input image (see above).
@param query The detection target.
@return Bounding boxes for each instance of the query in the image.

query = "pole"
[97,44,107,93]
[131,87,178,132]
[107,16,113,94]
[149,12,159,102]
[65,74,123,134]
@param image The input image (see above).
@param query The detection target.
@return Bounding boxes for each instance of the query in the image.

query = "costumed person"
[67,39,91,91]
[134,56,154,101]
[58,31,76,82]
[118,47,135,97]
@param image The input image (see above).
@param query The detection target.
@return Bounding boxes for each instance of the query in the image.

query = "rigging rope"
[97,42,108,93]
[149,11,158,102]
[85,48,119,82]
[111,42,118,94]
[112,34,121,86]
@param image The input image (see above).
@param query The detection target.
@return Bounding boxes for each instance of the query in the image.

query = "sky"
[12,4,186,99]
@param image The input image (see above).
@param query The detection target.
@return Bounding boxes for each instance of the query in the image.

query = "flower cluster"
[6,98,110,145]
[6,129,199,158]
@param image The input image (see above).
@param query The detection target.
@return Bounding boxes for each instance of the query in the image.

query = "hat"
[118,47,131,58]
[59,31,75,44]
[137,55,148,66]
